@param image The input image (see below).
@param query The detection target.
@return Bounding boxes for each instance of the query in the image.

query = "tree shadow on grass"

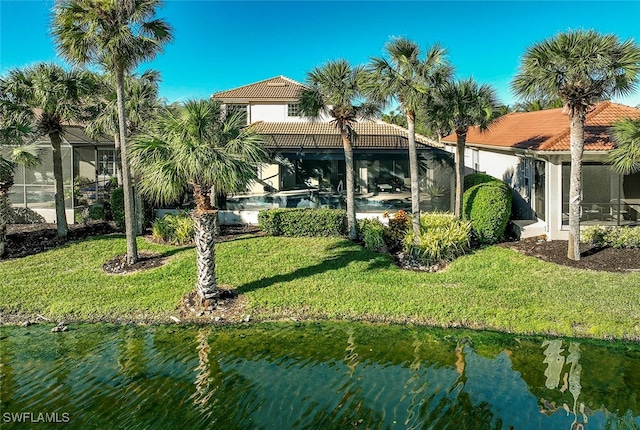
[237,240,394,294]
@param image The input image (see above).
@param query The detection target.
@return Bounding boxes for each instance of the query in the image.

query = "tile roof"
[62,125,113,145]
[441,101,640,152]
[251,121,442,150]
[212,76,306,101]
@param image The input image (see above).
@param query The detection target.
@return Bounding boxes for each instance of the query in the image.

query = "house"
[441,101,640,240]
[4,125,115,223]
[212,76,455,223]
[6,75,454,225]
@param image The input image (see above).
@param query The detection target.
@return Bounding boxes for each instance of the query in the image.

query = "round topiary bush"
[462,181,512,244]
[463,173,501,191]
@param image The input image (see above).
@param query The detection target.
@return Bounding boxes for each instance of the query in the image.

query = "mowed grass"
[1,234,639,340]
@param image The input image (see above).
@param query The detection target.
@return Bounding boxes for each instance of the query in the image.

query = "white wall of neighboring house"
[250,103,307,123]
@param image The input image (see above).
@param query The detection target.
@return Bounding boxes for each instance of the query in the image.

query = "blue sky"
[1,0,640,109]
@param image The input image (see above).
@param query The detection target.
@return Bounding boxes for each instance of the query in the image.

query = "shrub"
[405,212,471,266]
[152,212,194,245]
[8,207,46,224]
[258,208,347,237]
[383,210,410,252]
[464,173,501,191]
[463,181,512,244]
[358,218,386,252]
[110,187,125,231]
[582,225,640,249]
[88,204,106,221]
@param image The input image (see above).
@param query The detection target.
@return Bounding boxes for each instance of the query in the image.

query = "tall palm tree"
[426,78,499,218]
[299,60,380,239]
[512,30,640,260]
[0,63,95,238]
[366,37,452,240]
[86,70,163,234]
[130,99,267,301]
[608,117,640,175]
[53,0,173,264]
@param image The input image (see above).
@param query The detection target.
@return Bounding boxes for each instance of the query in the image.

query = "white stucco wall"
[249,103,316,123]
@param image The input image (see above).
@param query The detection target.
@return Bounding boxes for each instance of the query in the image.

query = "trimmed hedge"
[463,173,501,191]
[582,225,640,249]
[110,187,125,231]
[258,208,347,237]
[463,181,512,244]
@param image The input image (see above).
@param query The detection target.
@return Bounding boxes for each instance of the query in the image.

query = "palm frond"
[608,117,640,175]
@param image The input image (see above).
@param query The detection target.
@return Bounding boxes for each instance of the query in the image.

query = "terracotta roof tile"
[251,121,441,150]
[442,101,640,152]
[212,76,306,101]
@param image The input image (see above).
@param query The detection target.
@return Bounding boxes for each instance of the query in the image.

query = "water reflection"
[0,323,639,429]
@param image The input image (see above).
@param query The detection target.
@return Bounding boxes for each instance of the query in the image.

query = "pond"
[1,323,639,429]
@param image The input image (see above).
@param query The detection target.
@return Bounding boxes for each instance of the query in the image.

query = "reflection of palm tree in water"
[191,328,216,417]
[542,340,587,429]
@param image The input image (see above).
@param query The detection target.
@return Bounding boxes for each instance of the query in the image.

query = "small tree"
[130,99,267,301]
[425,78,499,217]
[0,112,39,257]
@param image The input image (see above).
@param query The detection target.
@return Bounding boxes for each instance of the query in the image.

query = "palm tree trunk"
[567,113,585,261]
[192,184,219,301]
[134,179,144,236]
[0,178,13,258]
[50,132,69,238]
[406,110,420,243]
[0,193,10,258]
[115,67,138,264]
[341,132,357,239]
[113,134,123,186]
[454,132,467,218]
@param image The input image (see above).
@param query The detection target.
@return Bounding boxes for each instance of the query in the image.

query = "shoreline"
[3,307,640,343]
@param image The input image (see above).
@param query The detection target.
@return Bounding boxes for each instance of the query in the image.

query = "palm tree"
[299,60,380,239]
[0,63,95,238]
[381,110,407,127]
[608,117,640,175]
[53,0,173,264]
[86,70,163,234]
[130,99,267,301]
[512,30,640,260]
[426,78,499,217]
[367,37,452,240]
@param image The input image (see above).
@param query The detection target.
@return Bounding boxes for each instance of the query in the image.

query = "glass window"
[287,103,300,117]
[561,163,634,226]
[226,104,248,123]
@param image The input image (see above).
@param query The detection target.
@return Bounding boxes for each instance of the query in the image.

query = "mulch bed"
[4,221,118,259]
[499,238,640,273]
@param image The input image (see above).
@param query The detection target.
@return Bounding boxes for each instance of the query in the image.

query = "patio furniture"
[377,183,393,193]
[609,199,628,220]
[583,204,604,220]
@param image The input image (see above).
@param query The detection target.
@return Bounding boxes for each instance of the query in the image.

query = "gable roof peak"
[212,76,307,100]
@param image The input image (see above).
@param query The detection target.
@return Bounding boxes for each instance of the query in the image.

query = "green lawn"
[1,234,638,340]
